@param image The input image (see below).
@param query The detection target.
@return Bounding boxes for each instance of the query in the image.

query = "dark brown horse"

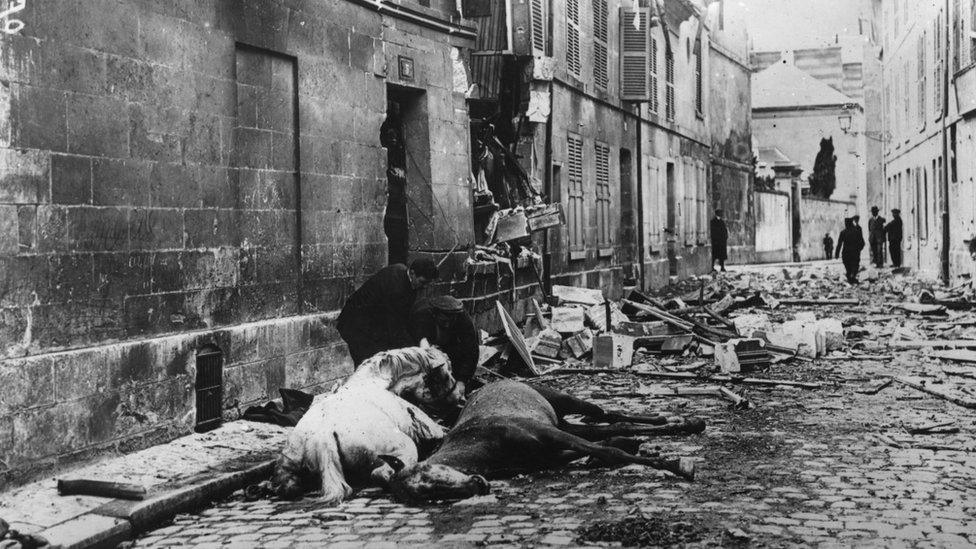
[388,380,704,503]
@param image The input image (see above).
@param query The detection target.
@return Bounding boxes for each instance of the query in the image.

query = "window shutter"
[620,7,650,101]
[593,0,609,90]
[567,0,582,77]
[665,49,675,121]
[511,0,548,56]
[695,45,703,115]
[918,32,926,128]
[595,143,611,247]
[567,135,585,251]
[649,33,659,113]
[934,14,943,118]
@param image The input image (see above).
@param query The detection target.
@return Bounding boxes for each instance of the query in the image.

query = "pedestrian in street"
[336,257,440,365]
[409,295,479,394]
[835,217,865,284]
[868,206,886,268]
[822,233,834,260]
[886,209,903,268]
[710,209,729,272]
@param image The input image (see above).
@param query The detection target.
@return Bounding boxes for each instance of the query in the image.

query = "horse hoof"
[678,457,695,481]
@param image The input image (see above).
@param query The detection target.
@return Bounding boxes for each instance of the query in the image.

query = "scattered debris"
[57,479,147,500]
[856,378,893,395]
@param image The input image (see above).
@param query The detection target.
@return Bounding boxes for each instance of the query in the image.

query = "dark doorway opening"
[195,345,224,433]
[382,86,430,265]
[666,162,678,276]
[619,148,635,284]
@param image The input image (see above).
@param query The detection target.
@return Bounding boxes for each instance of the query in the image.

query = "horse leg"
[316,436,353,504]
[368,432,420,488]
[527,383,667,425]
[532,422,695,480]
[559,418,706,440]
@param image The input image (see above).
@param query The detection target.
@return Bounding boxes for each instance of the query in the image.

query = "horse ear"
[419,338,431,349]
[378,454,406,472]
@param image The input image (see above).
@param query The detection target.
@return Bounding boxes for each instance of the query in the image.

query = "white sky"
[725,0,870,51]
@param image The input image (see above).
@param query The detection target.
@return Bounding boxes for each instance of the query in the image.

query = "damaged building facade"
[0,0,751,483]
[467,0,753,297]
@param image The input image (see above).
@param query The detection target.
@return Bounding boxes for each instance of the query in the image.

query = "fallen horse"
[388,380,704,503]
[274,342,465,504]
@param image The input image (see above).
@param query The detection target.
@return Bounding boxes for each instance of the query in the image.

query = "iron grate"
[195,349,224,433]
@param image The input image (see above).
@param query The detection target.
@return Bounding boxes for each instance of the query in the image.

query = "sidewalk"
[0,421,289,548]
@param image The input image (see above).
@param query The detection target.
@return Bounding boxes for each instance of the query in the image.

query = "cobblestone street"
[133,266,976,548]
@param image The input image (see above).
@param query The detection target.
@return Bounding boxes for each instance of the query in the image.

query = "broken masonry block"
[530,328,563,359]
[660,334,695,355]
[615,320,681,337]
[551,285,605,307]
[585,302,628,332]
[593,334,635,370]
[550,306,586,333]
[564,328,594,358]
[715,338,770,374]
[731,313,771,338]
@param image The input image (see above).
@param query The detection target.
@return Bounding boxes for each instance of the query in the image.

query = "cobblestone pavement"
[134,268,976,548]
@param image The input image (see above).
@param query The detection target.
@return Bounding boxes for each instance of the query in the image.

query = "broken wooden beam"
[930,349,976,362]
[890,340,976,350]
[718,387,752,409]
[58,479,148,500]
[892,377,976,409]
[632,370,821,389]
[905,420,958,435]
[856,378,892,395]
[778,298,860,306]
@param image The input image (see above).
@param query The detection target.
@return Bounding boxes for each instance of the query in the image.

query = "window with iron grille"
[918,32,926,128]
[649,33,659,113]
[595,143,611,249]
[567,0,582,77]
[567,135,585,253]
[935,13,944,118]
[620,7,649,101]
[195,346,224,433]
[593,0,609,90]
[665,48,675,121]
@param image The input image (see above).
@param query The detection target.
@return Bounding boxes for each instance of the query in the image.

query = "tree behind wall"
[809,137,836,199]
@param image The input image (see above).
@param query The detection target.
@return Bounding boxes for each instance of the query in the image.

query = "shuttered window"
[593,0,609,90]
[567,135,585,252]
[918,32,926,128]
[683,160,694,245]
[696,162,707,244]
[953,0,961,72]
[531,0,546,54]
[935,13,944,118]
[665,48,675,121]
[595,143,611,249]
[567,0,582,77]
[620,7,649,100]
[695,46,703,116]
[649,33,659,113]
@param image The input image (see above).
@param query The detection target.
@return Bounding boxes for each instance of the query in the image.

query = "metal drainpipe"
[940,0,951,285]
[636,114,646,291]
[541,0,555,296]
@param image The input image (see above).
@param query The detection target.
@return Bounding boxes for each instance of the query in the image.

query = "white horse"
[274,342,464,503]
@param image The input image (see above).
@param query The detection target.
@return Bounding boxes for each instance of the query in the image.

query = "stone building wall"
[0,0,475,487]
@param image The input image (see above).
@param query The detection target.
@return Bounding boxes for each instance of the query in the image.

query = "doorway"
[382,86,430,265]
[666,162,678,276]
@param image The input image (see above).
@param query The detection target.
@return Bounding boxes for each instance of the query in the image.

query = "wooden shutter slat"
[620,7,650,101]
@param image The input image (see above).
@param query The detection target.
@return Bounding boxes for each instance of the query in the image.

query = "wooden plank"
[891,340,976,349]
[892,377,976,409]
[632,370,821,389]
[930,349,976,362]
[496,301,542,375]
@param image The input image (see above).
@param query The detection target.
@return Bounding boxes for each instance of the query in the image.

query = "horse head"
[409,340,466,408]
[366,341,464,409]
[388,461,490,503]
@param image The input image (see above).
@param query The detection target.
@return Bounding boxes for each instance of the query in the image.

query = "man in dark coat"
[822,233,834,260]
[868,206,886,268]
[410,295,479,394]
[710,209,729,272]
[835,217,865,284]
[337,257,439,365]
[886,209,903,268]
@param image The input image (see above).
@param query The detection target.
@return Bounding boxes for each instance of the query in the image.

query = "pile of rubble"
[478,264,976,414]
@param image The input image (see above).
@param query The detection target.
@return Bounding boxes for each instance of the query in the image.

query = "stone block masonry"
[0,0,477,485]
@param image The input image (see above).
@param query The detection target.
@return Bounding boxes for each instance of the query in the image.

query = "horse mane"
[369,346,442,380]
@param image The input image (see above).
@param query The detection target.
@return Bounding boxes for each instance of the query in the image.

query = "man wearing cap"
[868,206,886,268]
[410,295,479,394]
[885,209,903,268]
[336,258,439,365]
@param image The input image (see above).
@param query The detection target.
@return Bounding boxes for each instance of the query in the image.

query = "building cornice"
[350,0,478,40]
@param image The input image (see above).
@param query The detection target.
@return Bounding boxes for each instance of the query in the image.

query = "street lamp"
[838,114,853,133]
[837,113,891,142]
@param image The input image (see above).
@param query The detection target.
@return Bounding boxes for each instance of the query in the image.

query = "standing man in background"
[835,217,865,284]
[868,206,886,268]
[710,209,729,272]
[886,209,903,268]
